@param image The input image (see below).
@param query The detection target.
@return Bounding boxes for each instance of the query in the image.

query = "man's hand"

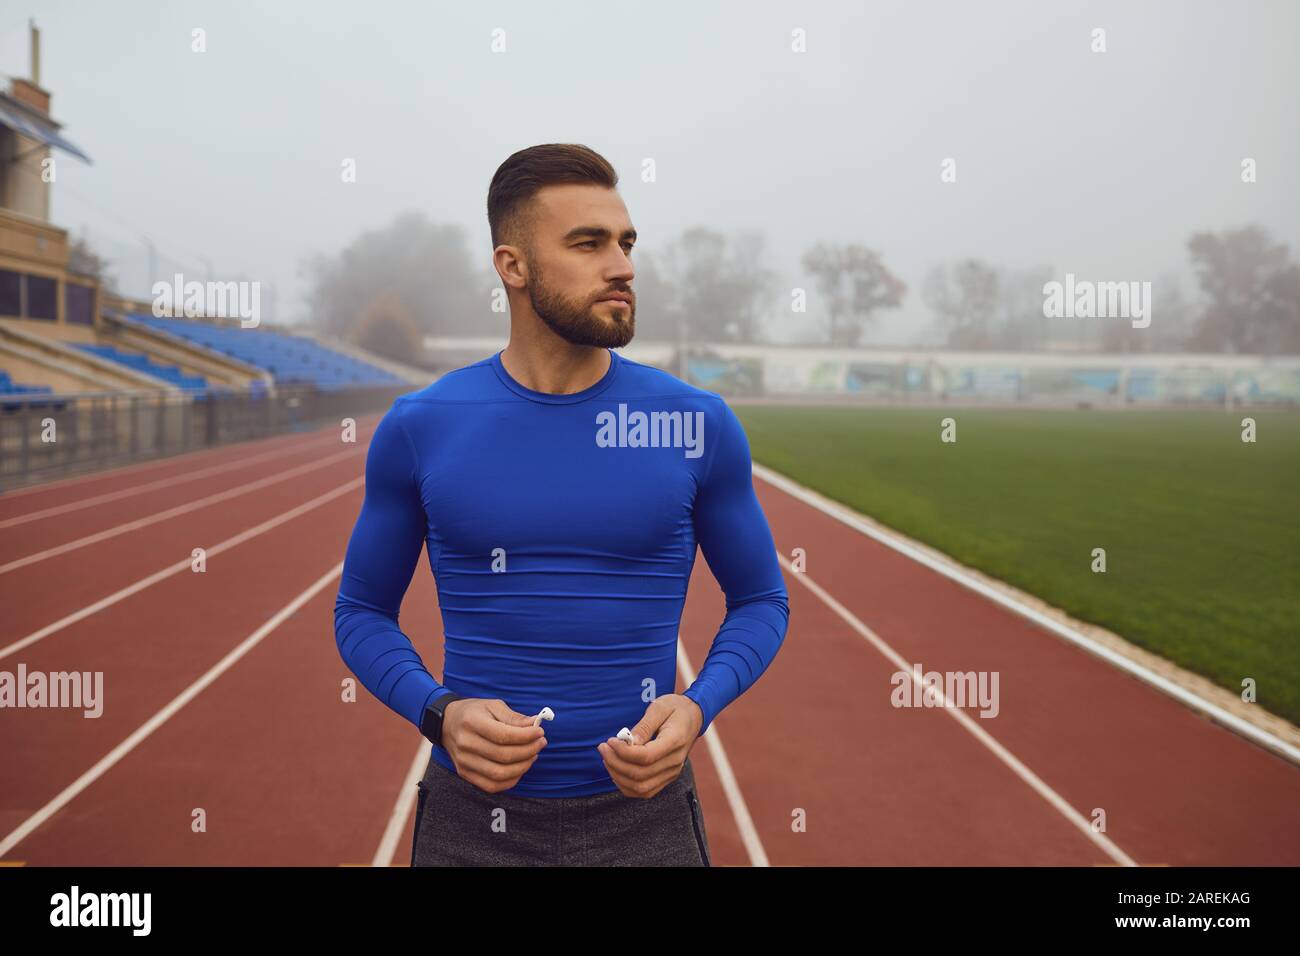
[596,694,703,798]
[441,698,547,794]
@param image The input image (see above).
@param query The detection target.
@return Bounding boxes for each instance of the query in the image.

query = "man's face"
[520,183,636,348]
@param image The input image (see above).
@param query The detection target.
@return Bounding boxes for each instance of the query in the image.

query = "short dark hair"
[487,144,618,253]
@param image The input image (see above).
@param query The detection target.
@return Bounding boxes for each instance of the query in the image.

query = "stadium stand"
[72,343,210,392]
[0,368,66,412]
[128,314,408,392]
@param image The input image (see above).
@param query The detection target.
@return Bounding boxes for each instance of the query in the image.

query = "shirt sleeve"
[683,398,790,737]
[333,400,447,732]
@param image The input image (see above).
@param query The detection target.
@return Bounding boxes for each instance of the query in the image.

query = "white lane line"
[0,422,343,501]
[0,562,344,860]
[0,476,363,661]
[0,431,352,529]
[777,552,1138,867]
[753,463,1300,767]
[373,742,431,867]
[677,640,770,867]
[0,447,363,575]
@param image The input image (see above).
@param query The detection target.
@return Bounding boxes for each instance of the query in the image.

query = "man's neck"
[499,333,611,395]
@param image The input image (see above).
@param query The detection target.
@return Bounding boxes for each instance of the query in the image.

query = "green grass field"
[735,405,1300,727]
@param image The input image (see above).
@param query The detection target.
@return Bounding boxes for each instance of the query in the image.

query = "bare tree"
[727,230,778,343]
[351,290,424,362]
[608,246,671,342]
[1101,273,1195,353]
[801,242,906,346]
[922,258,999,349]
[993,265,1054,350]
[652,227,777,344]
[1186,225,1300,354]
[300,211,493,340]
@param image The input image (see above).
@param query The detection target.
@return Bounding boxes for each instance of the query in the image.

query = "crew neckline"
[490,348,622,404]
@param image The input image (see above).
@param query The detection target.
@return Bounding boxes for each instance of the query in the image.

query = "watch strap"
[420,691,465,747]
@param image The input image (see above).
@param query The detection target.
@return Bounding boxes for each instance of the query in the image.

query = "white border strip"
[0,429,350,529]
[777,553,1137,866]
[0,476,363,662]
[373,742,431,867]
[753,462,1300,767]
[0,562,344,859]
[0,448,362,574]
[678,641,769,867]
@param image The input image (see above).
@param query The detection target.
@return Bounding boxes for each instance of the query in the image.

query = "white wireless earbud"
[616,727,637,745]
[532,706,555,726]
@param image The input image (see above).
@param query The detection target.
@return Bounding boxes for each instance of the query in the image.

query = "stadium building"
[0,25,427,489]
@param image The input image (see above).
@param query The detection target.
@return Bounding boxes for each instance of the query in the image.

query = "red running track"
[1,415,1296,866]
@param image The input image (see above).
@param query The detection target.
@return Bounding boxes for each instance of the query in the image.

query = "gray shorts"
[410,749,712,867]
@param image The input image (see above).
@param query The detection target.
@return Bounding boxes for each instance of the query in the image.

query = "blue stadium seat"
[0,370,67,412]
[126,314,406,391]
[73,343,209,392]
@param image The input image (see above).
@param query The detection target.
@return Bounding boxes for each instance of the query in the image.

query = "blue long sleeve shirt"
[333,347,790,796]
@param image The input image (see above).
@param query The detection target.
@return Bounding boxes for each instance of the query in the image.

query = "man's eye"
[576,240,633,251]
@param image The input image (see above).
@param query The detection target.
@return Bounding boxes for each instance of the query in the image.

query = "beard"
[527,257,635,348]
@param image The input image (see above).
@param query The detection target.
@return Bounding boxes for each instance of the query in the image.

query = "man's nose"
[608,254,634,283]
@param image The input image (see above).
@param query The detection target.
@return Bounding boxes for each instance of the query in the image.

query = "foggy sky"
[2,0,1296,345]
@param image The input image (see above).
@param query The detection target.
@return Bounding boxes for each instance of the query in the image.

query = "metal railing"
[0,384,411,490]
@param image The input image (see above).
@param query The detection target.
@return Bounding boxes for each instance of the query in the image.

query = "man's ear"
[493,246,528,290]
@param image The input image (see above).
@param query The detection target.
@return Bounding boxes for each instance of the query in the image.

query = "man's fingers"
[627,698,671,747]
[611,719,682,765]
[476,700,547,745]
[607,736,657,766]
[456,751,540,791]
[474,718,545,748]
[598,738,682,781]
[461,729,547,763]
[604,760,682,798]
[628,731,677,764]
[484,697,538,726]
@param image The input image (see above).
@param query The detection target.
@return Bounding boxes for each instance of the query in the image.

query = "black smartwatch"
[420,691,466,748]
